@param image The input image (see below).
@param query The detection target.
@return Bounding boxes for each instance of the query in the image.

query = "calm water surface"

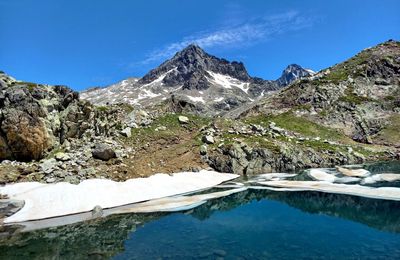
[1,161,400,259]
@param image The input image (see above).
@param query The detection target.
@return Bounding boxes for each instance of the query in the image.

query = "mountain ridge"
[80,44,312,115]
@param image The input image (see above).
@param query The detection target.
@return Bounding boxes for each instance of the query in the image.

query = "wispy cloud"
[137,10,314,65]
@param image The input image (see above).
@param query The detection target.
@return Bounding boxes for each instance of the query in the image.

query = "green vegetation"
[45,146,64,159]
[127,113,211,146]
[294,103,312,111]
[384,95,396,101]
[245,112,351,143]
[337,85,372,105]
[324,51,370,83]
[373,114,400,145]
[95,106,110,112]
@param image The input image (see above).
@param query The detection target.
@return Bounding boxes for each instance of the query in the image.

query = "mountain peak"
[277,64,314,86]
[139,44,252,86]
[179,44,205,55]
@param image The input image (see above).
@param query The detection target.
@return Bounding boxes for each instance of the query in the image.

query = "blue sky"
[0,0,399,90]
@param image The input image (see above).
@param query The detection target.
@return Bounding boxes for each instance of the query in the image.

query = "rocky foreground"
[0,40,399,185]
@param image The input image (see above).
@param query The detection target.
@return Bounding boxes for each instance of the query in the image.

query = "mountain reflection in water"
[1,187,400,259]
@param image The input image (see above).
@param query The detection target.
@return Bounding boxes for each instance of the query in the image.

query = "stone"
[0,199,24,218]
[202,135,215,144]
[55,152,70,161]
[120,127,132,138]
[46,177,56,183]
[40,158,57,174]
[155,126,167,131]
[178,116,189,124]
[200,145,208,155]
[91,205,103,218]
[92,143,116,161]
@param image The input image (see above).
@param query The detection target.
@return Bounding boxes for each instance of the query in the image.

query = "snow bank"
[1,170,238,223]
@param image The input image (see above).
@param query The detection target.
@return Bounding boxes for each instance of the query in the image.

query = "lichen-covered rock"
[0,71,129,162]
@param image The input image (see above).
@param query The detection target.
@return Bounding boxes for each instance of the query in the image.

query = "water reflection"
[2,187,400,259]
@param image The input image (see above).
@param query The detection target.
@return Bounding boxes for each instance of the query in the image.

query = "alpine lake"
[1,161,400,260]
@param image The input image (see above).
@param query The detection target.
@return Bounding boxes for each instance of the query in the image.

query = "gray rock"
[178,116,189,124]
[55,152,70,161]
[91,205,103,218]
[46,177,56,183]
[40,158,57,174]
[200,145,208,155]
[92,143,116,161]
[0,199,24,218]
[155,126,167,131]
[120,127,132,138]
[202,135,215,144]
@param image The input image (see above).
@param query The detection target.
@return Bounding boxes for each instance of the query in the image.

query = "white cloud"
[137,10,314,65]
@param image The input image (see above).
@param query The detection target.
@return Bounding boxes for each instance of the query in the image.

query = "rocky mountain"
[81,45,311,115]
[0,40,398,184]
[276,64,315,86]
[232,40,400,146]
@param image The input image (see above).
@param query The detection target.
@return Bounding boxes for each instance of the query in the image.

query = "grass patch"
[338,85,372,105]
[245,112,350,143]
[95,106,110,112]
[219,133,281,154]
[373,114,400,145]
[127,113,211,146]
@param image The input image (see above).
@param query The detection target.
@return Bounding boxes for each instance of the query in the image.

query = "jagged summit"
[81,44,282,115]
[276,64,314,86]
[139,44,251,88]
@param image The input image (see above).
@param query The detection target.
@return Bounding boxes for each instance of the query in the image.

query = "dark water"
[1,161,400,259]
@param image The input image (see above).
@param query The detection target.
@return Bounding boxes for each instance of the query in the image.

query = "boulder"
[92,143,116,161]
[40,158,57,174]
[202,135,215,144]
[91,205,103,218]
[55,152,70,161]
[200,145,208,155]
[178,116,189,124]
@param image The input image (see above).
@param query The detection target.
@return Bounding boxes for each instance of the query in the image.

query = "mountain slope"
[81,45,310,115]
[235,40,400,146]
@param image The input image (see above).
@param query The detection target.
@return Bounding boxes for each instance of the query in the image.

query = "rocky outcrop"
[0,72,130,162]
[232,40,400,147]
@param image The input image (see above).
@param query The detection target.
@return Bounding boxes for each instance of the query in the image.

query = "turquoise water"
[1,161,400,259]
